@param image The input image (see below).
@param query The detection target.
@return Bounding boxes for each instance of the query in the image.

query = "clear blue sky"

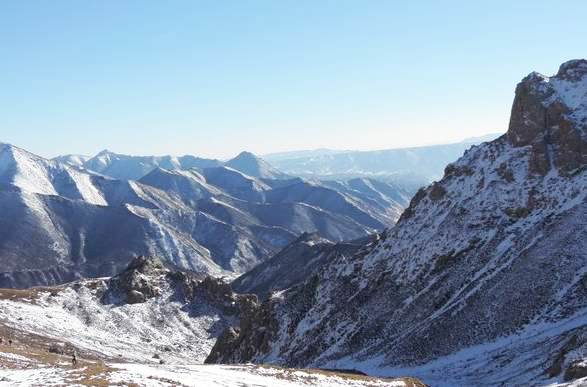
[0,1,585,159]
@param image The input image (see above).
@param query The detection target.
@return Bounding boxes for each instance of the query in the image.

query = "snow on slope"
[0,276,231,364]
[81,150,223,181]
[0,257,421,386]
[0,143,107,205]
[0,361,414,387]
[52,154,91,168]
[0,256,257,363]
[207,60,587,386]
[106,364,410,387]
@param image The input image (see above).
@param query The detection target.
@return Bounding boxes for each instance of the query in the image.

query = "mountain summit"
[225,151,290,180]
[508,59,587,174]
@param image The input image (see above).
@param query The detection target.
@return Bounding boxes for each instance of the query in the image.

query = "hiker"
[72,351,78,366]
[8,339,12,346]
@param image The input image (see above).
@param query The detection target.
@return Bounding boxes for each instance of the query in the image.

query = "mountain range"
[263,133,502,185]
[0,144,411,288]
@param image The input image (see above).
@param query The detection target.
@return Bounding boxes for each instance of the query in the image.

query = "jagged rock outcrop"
[508,59,587,175]
[206,60,587,386]
[105,256,167,304]
[205,294,279,364]
[104,255,256,313]
[0,255,262,364]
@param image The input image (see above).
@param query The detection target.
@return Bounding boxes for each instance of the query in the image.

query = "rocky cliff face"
[207,60,587,386]
[508,59,587,175]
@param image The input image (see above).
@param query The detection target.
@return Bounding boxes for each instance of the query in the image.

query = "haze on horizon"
[0,1,585,159]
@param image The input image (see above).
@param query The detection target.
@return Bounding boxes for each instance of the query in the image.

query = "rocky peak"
[293,231,323,244]
[232,151,257,161]
[225,151,262,170]
[124,255,166,275]
[507,59,587,174]
[556,59,587,81]
[106,256,167,304]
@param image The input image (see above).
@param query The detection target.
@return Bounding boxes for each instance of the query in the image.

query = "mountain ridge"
[0,143,411,288]
[262,133,504,183]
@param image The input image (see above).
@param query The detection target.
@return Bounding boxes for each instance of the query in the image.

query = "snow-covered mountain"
[0,143,411,288]
[57,148,289,182]
[225,151,291,180]
[74,150,223,181]
[52,154,91,168]
[263,133,503,183]
[207,60,587,386]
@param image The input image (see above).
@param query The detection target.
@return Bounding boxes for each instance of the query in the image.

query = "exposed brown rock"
[564,362,587,381]
[205,327,240,364]
[398,187,427,222]
[205,296,279,364]
[429,183,446,201]
[507,61,587,175]
[496,162,515,183]
[444,164,473,177]
[105,256,165,304]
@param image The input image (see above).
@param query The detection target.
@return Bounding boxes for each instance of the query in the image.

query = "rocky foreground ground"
[0,284,425,387]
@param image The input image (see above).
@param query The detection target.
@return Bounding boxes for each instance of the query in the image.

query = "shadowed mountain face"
[231,232,378,297]
[207,60,587,386]
[0,143,410,289]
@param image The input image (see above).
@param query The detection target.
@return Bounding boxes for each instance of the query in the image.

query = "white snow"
[0,352,31,362]
[0,362,408,387]
[0,368,72,387]
[0,282,228,364]
[108,363,407,387]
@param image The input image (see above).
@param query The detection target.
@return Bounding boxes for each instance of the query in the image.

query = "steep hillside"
[0,256,252,363]
[232,232,377,297]
[207,60,587,386]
